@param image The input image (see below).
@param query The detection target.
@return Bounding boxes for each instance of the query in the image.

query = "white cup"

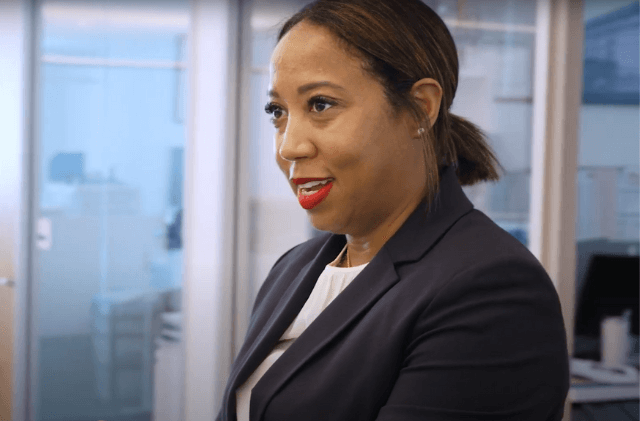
[601,312,631,367]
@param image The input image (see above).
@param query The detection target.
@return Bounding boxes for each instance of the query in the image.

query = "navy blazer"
[218,165,570,421]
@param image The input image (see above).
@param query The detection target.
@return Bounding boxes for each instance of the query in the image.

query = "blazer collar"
[384,164,474,264]
[227,165,474,421]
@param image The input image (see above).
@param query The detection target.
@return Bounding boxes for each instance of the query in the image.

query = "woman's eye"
[264,103,286,121]
[309,97,335,113]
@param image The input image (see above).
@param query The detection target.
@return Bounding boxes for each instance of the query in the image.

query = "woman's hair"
[278,0,502,205]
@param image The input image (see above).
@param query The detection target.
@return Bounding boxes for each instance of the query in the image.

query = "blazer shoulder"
[442,209,545,270]
[407,208,558,307]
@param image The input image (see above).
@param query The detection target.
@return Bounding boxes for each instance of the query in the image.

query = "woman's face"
[268,21,428,236]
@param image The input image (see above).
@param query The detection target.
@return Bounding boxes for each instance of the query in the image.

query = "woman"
[218,0,569,420]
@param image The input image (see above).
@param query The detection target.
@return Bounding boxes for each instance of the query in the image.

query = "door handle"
[0,277,15,288]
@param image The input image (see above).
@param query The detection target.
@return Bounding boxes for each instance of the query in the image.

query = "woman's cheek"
[323,135,362,169]
[276,157,290,177]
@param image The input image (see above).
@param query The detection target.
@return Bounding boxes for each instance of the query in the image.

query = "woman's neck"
[344,194,424,267]
[329,243,350,267]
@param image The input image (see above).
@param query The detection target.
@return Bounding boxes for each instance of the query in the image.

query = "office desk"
[570,375,639,420]
[572,401,639,421]
[571,376,639,403]
[571,335,639,419]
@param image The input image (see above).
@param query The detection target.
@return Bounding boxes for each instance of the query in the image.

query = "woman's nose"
[277,119,316,162]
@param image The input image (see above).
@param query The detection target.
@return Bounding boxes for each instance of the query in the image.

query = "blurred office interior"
[0,0,637,420]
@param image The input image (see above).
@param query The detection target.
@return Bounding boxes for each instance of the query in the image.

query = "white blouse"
[235,262,368,421]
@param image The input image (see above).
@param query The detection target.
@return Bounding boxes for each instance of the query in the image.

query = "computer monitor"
[574,254,639,338]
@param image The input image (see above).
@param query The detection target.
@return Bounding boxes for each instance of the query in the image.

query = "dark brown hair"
[278,0,502,205]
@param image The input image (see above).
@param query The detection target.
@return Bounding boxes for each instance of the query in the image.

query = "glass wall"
[437,0,537,247]
[572,0,639,365]
[34,1,188,420]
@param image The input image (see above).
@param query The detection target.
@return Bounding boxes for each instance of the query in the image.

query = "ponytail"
[447,113,502,186]
[413,108,503,212]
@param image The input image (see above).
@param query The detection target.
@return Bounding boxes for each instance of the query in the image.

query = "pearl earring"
[417,128,425,135]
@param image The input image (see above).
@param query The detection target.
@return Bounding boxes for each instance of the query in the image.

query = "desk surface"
[570,356,639,404]
[573,400,639,421]
[570,378,639,403]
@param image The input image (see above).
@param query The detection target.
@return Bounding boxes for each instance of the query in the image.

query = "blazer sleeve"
[375,257,570,421]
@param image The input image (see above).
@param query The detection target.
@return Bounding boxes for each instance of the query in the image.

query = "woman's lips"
[297,181,333,210]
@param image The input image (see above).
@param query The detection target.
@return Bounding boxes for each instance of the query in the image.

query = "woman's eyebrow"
[268,81,347,98]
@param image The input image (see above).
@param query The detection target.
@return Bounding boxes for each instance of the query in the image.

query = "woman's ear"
[410,78,443,131]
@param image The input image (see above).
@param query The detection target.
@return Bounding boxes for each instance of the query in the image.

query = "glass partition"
[444,0,537,247]
[572,0,639,366]
[34,1,189,420]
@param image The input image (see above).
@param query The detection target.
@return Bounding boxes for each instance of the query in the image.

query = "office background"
[0,0,637,421]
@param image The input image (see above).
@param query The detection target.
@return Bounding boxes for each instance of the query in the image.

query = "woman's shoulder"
[398,208,557,305]
[438,208,544,270]
[399,208,566,348]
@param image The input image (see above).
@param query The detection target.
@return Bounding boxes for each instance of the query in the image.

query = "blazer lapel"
[249,247,400,421]
[223,234,346,421]
[249,165,474,421]
[384,164,475,265]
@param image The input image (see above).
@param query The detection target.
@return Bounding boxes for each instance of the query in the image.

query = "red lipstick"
[298,181,333,210]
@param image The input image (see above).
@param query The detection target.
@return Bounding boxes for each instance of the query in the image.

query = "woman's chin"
[307,215,332,233]
[306,212,345,235]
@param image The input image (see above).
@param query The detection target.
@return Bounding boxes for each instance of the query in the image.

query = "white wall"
[0,1,30,420]
[0,0,26,279]
[182,0,239,419]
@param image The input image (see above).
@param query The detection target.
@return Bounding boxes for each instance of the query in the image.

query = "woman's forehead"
[269,23,367,94]
[272,21,338,60]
